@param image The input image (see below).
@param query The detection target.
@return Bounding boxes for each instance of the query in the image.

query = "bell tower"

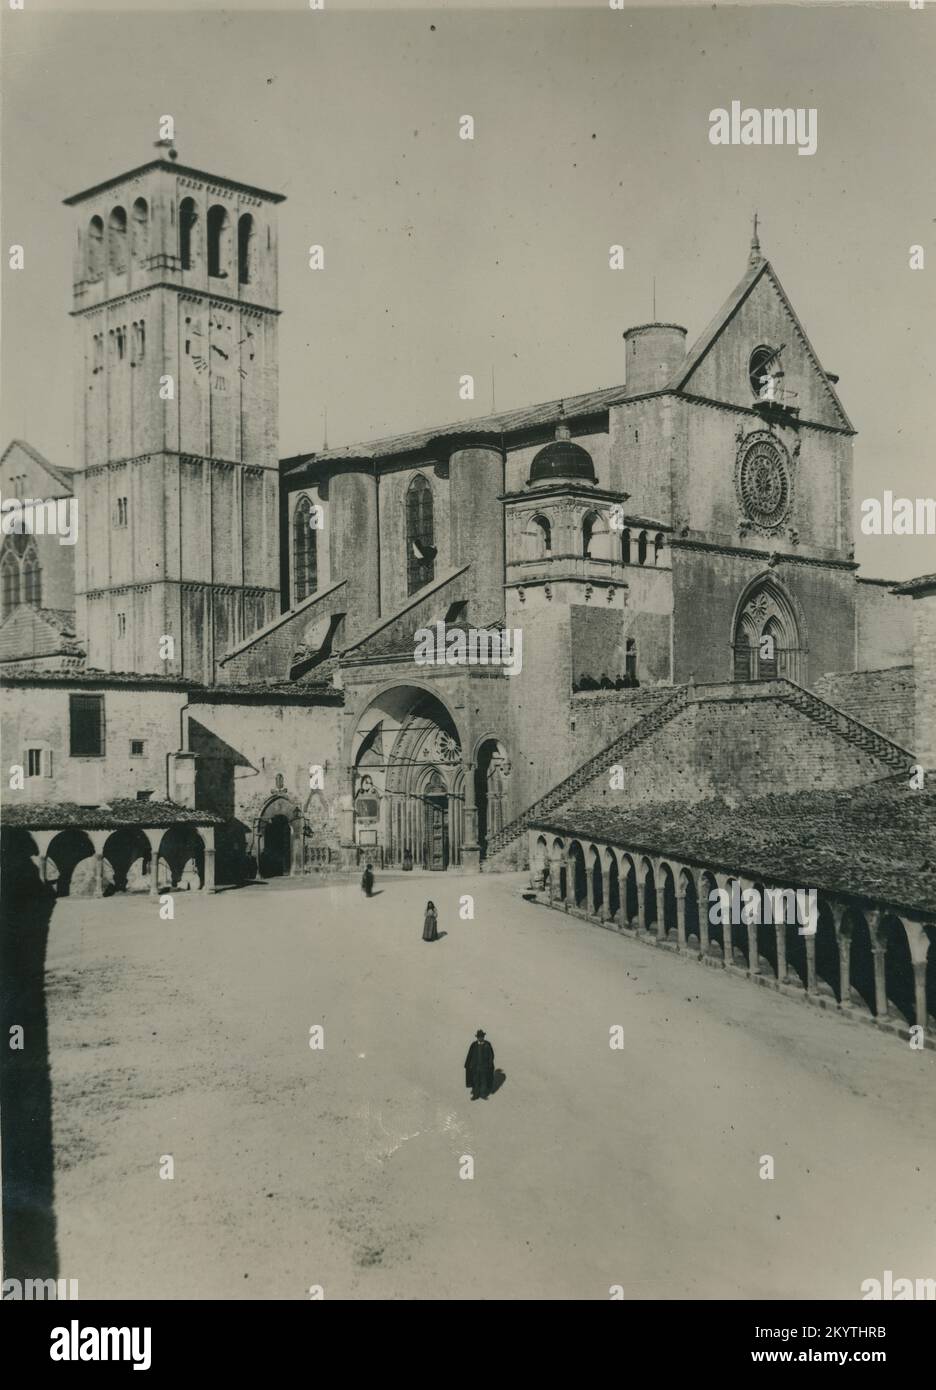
[64,140,285,680]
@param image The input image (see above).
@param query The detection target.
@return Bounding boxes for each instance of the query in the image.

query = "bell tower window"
[238,213,255,285]
[207,205,230,278]
[179,197,198,270]
[108,206,127,274]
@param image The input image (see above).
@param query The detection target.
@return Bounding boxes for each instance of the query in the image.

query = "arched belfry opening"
[731,575,805,683]
[351,685,482,870]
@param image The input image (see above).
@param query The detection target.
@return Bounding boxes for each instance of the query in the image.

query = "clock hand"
[211,344,229,360]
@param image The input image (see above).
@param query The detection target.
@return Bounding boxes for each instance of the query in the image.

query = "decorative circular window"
[735,431,792,532]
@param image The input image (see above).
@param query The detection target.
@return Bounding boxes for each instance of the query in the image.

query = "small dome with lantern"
[529,420,596,486]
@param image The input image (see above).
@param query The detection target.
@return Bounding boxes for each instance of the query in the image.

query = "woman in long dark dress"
[422,900,438,942]
[361,863,374,897]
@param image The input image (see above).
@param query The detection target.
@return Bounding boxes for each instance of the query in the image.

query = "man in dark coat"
[464,1030,495,1100]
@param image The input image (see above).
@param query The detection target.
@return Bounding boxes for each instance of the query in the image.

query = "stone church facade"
[2,142,934,1027]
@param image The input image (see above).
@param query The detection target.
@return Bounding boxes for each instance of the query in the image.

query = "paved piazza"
[42,872,936,1301]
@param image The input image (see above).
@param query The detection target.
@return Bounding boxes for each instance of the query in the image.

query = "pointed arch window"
[621,528,631,564]
[654,533,664,565]
[733,630,753,682]
[22,545,41,606]
[637,530,648,565]
[1,548,20,617]
[293,496,318,603]
[406,474,435,595]
[582,513,597,559]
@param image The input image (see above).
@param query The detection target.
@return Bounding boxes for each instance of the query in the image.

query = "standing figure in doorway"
[361,862,374,897]
[464,1029,495,1100]
[422,900,439,942]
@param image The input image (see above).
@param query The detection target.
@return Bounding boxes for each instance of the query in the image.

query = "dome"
[529,423,597,486]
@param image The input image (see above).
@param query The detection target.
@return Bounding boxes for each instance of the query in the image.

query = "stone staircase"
[780,680,914,773]
[480,677,915,873]
[482,686,690,869]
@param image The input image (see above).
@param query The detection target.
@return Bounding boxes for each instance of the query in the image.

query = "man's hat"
[475,1030,486,1039]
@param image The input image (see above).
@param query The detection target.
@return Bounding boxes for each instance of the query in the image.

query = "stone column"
[698,874,710,955]
[461,762,480,870]
[636,881,646,934]
[716,875,733,966]
[448,794,460,870]
[913,960,928,1034]
[805,934,817,994]
[86,829,109,898]
[201,825,216,894]
[31,829,55,887]
[773,922,789,989]
[585,857,596,916]
[143,828,163,898]
[872,948,888,1020]
[654,864,666,942]
[838,934,853,1010]
[599,864,611,922]
[675,888,687,950]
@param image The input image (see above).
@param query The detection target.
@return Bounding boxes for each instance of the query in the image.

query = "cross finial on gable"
[749,211,763,267]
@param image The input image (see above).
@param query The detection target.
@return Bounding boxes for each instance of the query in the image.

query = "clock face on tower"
[209,313,231,392]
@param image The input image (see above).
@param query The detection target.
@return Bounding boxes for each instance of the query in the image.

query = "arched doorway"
[422,767,450,871]
[731,575,805,682]
[352,685,467,870]
[257,796,297,878]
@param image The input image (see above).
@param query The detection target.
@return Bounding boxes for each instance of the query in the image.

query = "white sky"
[1,3,934,579]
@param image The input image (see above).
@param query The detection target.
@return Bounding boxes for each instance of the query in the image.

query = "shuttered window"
[69,693,105,757]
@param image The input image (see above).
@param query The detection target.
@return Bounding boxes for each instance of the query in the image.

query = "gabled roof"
[668,259,854,431]
[0,605,84,661]
[1,439,75,494]
[284,382,639,472]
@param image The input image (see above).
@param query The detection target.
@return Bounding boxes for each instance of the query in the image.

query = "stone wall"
[557,688,899,816]
[2,680,187,805]
[813,667,914,750]
[856,578,914,671]
[218,579,347,682]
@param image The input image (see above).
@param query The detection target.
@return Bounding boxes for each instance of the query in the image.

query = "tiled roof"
[1,798,225,830]
[535,780,936,917]
[285,382,638,468]
[892,573,936,596]
[0,667,338,699]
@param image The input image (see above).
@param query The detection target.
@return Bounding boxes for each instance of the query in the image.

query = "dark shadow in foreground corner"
[0,830,59,1283]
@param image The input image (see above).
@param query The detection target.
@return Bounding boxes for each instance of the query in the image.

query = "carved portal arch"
[731,573,806,683]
